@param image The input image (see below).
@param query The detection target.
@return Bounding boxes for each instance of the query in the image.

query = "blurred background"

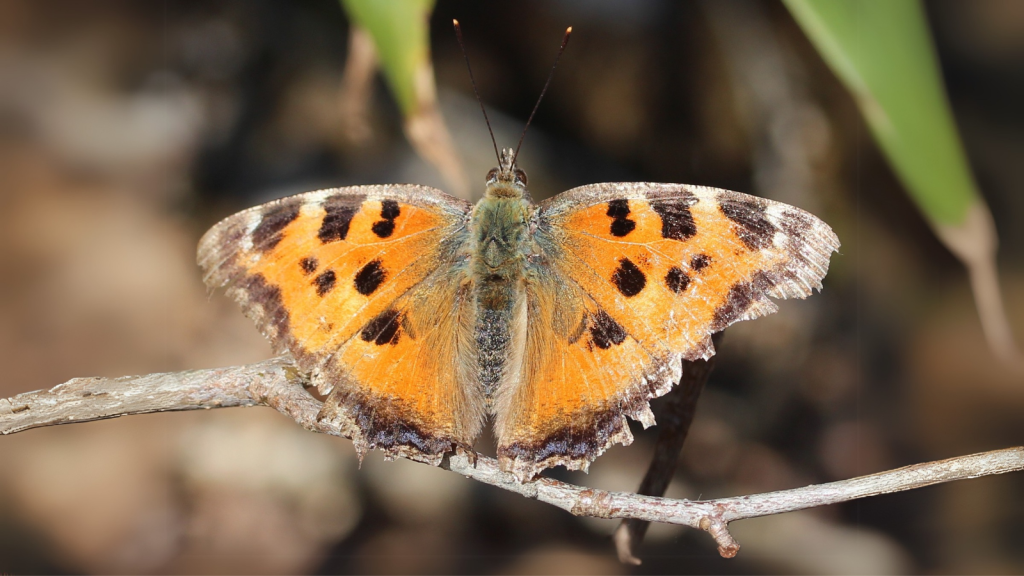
[1,0,1022,573]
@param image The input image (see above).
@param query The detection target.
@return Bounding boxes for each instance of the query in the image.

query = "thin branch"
[0,360,283,434]
[3,359,1022,558]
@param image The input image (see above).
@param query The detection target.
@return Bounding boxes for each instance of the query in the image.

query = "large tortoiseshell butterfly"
[198,25,839,482]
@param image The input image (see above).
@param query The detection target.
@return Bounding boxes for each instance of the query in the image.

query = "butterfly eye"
[514,169,528,186]
[486,168,499,182]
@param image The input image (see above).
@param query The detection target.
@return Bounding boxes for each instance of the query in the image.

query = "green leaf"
[783,0,978,226]
[340,0,435,116]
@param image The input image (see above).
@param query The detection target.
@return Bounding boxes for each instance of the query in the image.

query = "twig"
[614,331,723,564]
[2,358,1022,558]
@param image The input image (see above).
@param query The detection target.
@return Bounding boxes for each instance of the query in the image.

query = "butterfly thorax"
[471,149,533,400]
[472,148,532,295]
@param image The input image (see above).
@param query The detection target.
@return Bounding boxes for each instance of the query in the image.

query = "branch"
[3,359,1023,558]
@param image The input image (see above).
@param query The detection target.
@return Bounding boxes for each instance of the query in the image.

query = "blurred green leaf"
[340,0,435,116]
[339,0,467,197]
[783,0,978,226]
[786,0,1022,367]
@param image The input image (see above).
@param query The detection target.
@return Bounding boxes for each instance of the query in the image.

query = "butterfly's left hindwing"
[495,183,839,480]
[198,185,483,464]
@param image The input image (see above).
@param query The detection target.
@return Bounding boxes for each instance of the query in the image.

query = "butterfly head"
[485,147,528,199]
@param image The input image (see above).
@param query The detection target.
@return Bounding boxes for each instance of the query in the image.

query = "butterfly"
[198,144,839,482]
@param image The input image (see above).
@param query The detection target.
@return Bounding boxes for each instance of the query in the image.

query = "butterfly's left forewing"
[198,185,483,464]
[496,183,839,480]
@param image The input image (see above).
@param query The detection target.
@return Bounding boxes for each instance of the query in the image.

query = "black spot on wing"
[318,197,364,243]
[590,310,627,349]
[606,200,637,237]
[314,269,336,296]
[690,253,711,272]
[354,259,386,295]
[610,218,636,237]
[665,267,690,294]
[606,199,630,218]
[371,199,401,238]
[611,258,646,297]
[371,220,395,238]
[719,196,777,250]
[361,309,403,346]
[651,198,697,241]
[299,256,318,275]
[606,199,637,237]
[252,202,300,252]
[380,199,401,220]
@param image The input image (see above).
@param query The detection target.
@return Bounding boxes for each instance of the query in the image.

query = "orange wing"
[198,185,482,464]
[496,183,839,480]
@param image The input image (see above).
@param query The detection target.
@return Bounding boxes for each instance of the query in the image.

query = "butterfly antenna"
[453,19,501,167]
[513,26,572,166]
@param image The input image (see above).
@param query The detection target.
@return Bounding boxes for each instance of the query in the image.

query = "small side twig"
[3,358,1023,558]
